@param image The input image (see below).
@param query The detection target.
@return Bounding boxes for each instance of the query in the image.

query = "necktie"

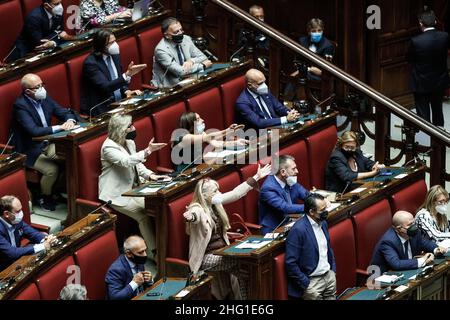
[105,56,122,102]
[176,45,184,65]
[404,241,410,259]
[133,267,144,294]
[257,96,272,119]
[35,102,49,127]
[284,185,292,204]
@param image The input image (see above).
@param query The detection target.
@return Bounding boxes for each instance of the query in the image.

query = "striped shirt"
[416,208,450,242]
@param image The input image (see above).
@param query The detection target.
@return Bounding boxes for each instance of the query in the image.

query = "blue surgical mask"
[196,122,205,134]
[310,32,323,43]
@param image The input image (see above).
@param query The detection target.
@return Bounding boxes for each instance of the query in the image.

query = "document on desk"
[327,202,341,211]
[438,239,450,249]
[204,149,246,158]
[375,274,402,283]
[139,181,176,193]
[174,289,190,298]
[235,239,273,249]
[394,173,408,179]
[351,187,366,193]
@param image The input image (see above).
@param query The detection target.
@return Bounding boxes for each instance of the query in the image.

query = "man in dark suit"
[11,73,76,211]
[258,155,310,235]
[105,235,153,300]
[235,69,300,131]
[0,195,56,270]
[371,210,447,274]
[6,0,71,63]
[285,193,336,300]
[81,29,146,116]
[407,10,449,128]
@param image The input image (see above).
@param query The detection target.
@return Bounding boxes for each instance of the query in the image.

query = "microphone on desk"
[172,154,204,180]
[336,181,351,201]
[85,200,112,217]
[230,45,246,63]
[202,49,218,62]
[0,133,14,157]
[269,215,292,240]
[89,97,114,122]
[1,46,18,66]
[77,15,96,35]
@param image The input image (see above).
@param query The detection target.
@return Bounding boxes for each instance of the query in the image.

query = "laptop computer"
[132,0,151,22]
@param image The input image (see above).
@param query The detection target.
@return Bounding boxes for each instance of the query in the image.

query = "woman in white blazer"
[183,163,271,299]
[99,113,169,258]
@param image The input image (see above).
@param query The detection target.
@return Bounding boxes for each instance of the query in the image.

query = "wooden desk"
[0,10,169,84]
[0,212,116,300]
[133,276,213,300]
[0,153,26,180]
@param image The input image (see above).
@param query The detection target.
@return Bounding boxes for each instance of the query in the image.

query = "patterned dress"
[79,0,126,28]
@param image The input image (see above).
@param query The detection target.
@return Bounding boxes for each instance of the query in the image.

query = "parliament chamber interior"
[0,0,450,303]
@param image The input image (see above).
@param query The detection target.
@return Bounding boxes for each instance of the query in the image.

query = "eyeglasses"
[27,83,45,91]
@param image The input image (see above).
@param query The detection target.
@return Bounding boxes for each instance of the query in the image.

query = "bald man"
[11,73,76,211]
[234,69,300,131]
[370,210,447,273]
[105,235,153,300]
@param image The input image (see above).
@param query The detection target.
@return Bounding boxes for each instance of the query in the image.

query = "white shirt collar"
[274,175,286,189]
[423,27,435,32]
[125,255,137,270]
[45,8,53,21]
[247,88,260,99]
[396,232,408,244]
[0,217,13,229]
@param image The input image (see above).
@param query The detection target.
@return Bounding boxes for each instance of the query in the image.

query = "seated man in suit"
[235,69,300,131]
[371,210,447,274]
[11,73,76,211]
[258,154,310,235]
[6,0,72,62]
[105,235,154,300]
[237,5,269,51]
[285,193,336,300]
[0,195,56,270]
[81,29,146,116]
[151,17,212,88]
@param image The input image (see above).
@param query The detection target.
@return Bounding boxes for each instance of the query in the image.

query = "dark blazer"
[0,219,45,270]
[234,89,289,130]
[81,53,128,116]
[7,6,63,62]
[258,175,310,235]
[370,227,437,274]
[105,254,149,300]
[299,35,335,58]
[325,149,375,193]
[11,94,74,167]
[407,29,450,93]
[285,216,336,298]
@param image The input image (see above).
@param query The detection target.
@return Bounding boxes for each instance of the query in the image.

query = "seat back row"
[0,25,163,144]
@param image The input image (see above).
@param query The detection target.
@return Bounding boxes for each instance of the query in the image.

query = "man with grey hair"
[105,235,153,300]
[151,17,212,88]
[0,195,56,270]
[371,210,447,273]
[59,284,87,300]
[258,155,310,235]
[11,73,76,211]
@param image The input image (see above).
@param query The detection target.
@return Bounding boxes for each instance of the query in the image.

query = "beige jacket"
[98,138,153,207]
[186,181,253,273]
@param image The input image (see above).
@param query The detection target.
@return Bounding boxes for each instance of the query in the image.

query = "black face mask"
[172,33,184,44]
[341,149,355,158]
[318,210,329,222]
[126,130,137,140]
[406,224,419,237]
[129,253,147,265]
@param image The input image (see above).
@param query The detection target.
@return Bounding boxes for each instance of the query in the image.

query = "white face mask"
[34,87,47,100]
[108,42,120,55]
[52,3,64,16]
[436,204,448,216]
[256,82,268,95]
[286,175,297,187]
[11,210,23,225]
[196,122,205,134]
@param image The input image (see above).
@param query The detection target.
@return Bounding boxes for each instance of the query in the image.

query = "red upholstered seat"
[305,125,337,189]
[66,53,89,113]
[20,0,41,17]
[187,88,225,131]
[166,193,193,262]
[280,140,311,190]
[74,230,119,300]
[133,116,158,169]
[36,63,71,108]
[36,256,76,300]
[272,253,288,300]
[329,219,357,295]
[77,134,107,201]
[0,0,23,61]
[0,79,21,144]
[352,199,392,272]
[14,283,41,300]
[118,37,142,90]
[151,102,187,169]
[0,169,31,224]
[219,76,246,127]
[137,27,163,84]
[390,179,427,216]
[216,172,245,218]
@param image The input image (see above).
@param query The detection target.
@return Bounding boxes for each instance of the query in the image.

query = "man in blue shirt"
[105,235,153,300]
[0,195,56,270]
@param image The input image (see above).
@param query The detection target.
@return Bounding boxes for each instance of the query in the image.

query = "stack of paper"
[375,274,402,283]
[235,239,272,249]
